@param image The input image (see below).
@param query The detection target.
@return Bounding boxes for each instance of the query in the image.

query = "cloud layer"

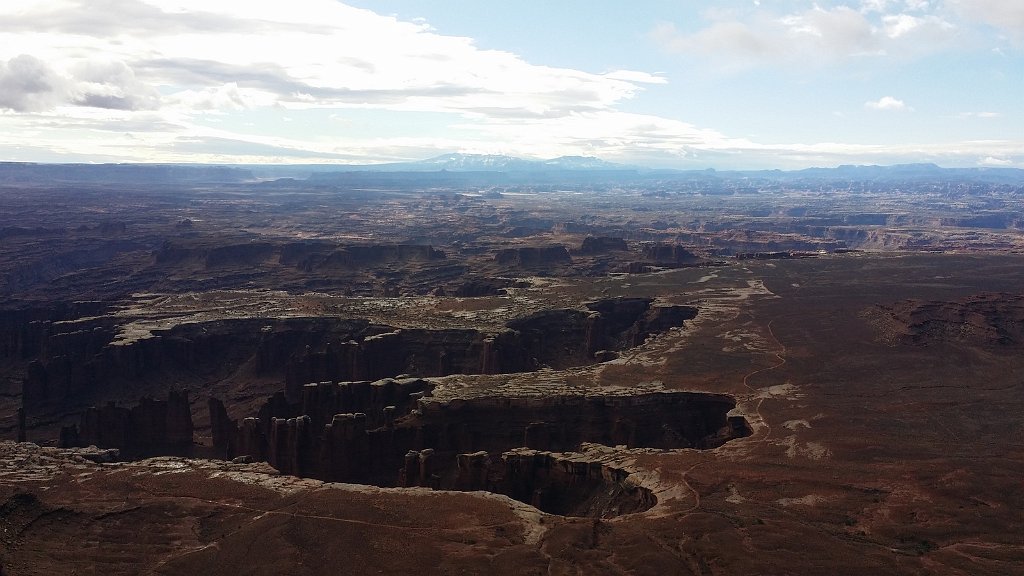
[0,0,1020,168]
[1,0,663,117]
[953,0,1024,44]
[651,2,961,69]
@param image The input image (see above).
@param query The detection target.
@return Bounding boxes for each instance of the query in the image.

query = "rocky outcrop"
[0,302,108,372]
[621,262,655,274]
[641,305,700,335]
[481,449,656,517]
[940,214,1020,230]
[156,240,446,271]
[504,310,594,369]
[283,243,446,271]
[282,328,502,400]
[585,298,654,349]
[19,317,399,413]
[734,251,813,260]
[452,448,657,517]
[215,384,744,482]
[568,299,695,362]
[502,297,696,369]
[18,298,698,443]
[493,246,571,267]
[208,397,236,459]
[298,378,433,431]
[579,237,628,254]
[412,392,741,453]
[209,385,747,516]
[640,243,699,265]
[447,277,523,297]
[59,391,193,458]
[875,293,1024,348]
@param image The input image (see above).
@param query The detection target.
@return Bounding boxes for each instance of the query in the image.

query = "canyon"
[1,164,1022,575]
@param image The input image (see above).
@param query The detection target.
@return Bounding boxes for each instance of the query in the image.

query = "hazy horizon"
[4,152,1024,174]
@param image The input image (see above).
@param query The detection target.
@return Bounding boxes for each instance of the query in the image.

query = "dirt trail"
[741,319,787,443]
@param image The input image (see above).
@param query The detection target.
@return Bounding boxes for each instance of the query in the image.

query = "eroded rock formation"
[156,240,447,271]
[479,449,656,518]
[8,293,712,517]
[20,298,697,429]
[59,390,193,458]
[447,277,523,297]
[579,236,628,254]
[640,243,699,265]
[493,246,571,267]
[207,379,748,516]
[875,292,1024,347]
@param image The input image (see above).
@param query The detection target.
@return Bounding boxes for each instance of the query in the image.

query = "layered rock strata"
[206,380,748,516]
[18,298,696,425]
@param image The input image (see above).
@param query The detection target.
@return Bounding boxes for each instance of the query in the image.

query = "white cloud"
[1,103,1021,168]
[781,6,877,53]
[71,60,161,111]
[602,70,668,84]
[652,3,958,68]
[860,0,894,13]
[865,96,912,111]
[0,55,70,112]
[873,1,933,13]
[451,110,746,161]
[650,20,786,69]
[167,83,274,111]
[0,0,662,120]
[958,111,1001,118]
[884,14,920,37]
[0,54,162,112]
[952,0,1024,44]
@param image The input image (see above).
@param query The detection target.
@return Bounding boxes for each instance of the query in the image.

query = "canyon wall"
[208,380,747,517]
[213,380,745,486]
[18,298,697,429]
[58,390,193,458]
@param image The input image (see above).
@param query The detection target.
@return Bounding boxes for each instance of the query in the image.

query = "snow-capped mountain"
[351,153,633,172]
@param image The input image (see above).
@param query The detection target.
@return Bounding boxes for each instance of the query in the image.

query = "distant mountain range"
[339,153,636,172]
[284,155,1024,181]
[730,163,1024,185]
[0,157,1022,185]
[282,157,1024,186]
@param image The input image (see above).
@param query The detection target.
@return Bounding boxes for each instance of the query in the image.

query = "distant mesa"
[641,243,699,265]
[494,245,572,268]
[579,236,628,255]
[0,162,253,184]
[875,292,1024,348]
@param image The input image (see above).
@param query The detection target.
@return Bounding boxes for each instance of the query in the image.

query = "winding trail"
[676,318,788,516]
[740,319,788,444]
[677,461,705,514]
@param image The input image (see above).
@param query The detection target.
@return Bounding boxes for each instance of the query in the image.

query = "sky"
[0,0,1021,169]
